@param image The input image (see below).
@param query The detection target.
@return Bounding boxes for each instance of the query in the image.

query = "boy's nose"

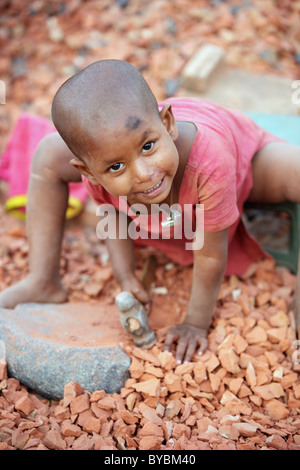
[134,157,153,182]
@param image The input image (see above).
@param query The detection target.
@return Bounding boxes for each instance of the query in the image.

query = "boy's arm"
[101,211,150,307]
[0,132,82,308]
[164,228,228,363]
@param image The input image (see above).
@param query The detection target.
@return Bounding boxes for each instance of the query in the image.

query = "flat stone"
[0,302,131,400]
[182,67,299,116]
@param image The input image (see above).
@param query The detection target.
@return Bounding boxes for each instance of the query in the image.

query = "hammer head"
[115,291,156,348]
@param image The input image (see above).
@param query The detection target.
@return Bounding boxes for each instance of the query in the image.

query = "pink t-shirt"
[82,97,284,276]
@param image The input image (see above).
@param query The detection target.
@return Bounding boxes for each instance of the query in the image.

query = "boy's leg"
[0,132,81,308]
[248,141,300,337]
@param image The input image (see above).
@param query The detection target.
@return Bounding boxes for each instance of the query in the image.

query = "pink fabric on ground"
[0,113,88,216]
[82,97,286,277]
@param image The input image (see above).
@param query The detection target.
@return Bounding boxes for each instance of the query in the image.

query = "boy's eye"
[108,162,124,173]
[142,141,154,153]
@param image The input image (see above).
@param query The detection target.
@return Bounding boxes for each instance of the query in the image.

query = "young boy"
[0,59,299,364]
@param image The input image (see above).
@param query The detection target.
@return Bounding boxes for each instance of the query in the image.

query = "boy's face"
[71,104,179,205]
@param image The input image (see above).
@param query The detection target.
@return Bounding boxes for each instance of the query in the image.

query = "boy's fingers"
[164,329,178,352]
[183,338,198,363]
[144,299,152,316]
[175,337,189,364]
[131,287,149,305]
[198,337,208,356]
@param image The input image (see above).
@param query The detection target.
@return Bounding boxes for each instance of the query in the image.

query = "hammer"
[115,255,157,348]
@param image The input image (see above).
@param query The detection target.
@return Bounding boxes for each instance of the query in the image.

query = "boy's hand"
[120,276,152,315]
[164,323,208,364]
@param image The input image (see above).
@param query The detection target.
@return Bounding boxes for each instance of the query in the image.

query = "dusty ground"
[1,0,300,451]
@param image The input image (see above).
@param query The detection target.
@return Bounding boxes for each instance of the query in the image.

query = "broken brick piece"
[139,422,164,438]
[245,326,267,344]
[11,429,30,449]
[70,392,90,415]
[218,348,240,374]
[269,311,289,328]
[245,361,257,388]
[131,347,160,366]
[181,44,225,92]
[253,383,285,400]
[204,353,220,373]
[82,416,101,434]
[129,357,144,379]
[157,351,176,370]
[63,381,84,407]
[121,410,139,425]
[281,373,298,389]
[233,335,248,354]
[141,406,162,426]
[220,391,252,415]
[266,327,287,343]
[90,390,106,402]
[265,399,289,420]
[61,420,81,437]
[219,425,239,440]
[228,377,243,396]
[139,436,161,450]
[193,362,207,384]
[132,378,161,397]
[256,292,271,307]
[164,372,183,393]
[165,399,182,419]
[265,434,288,450]
[14,395,35,416]
[43,428,67,450]
[97,395,116,410]
[233,423,258,437]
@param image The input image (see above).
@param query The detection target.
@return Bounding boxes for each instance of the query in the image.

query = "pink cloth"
[81,97,286,276]
[0,113,88,217]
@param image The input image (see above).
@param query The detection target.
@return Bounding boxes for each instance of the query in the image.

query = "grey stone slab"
[0,302,131,400]
[182,67,299,115]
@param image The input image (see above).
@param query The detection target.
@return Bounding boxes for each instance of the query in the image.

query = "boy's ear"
[159,104,178,141]
[69,158,99,185]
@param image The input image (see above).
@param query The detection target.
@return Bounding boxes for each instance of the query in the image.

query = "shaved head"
[51,60,160,160]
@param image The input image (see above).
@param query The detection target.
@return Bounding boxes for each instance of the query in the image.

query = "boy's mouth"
[138,175,165,198]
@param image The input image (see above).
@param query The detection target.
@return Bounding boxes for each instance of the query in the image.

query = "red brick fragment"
[61,420,81,437]
[63,381,84,407]
[72,434,95,450]
[70,392,90,415]
[97,395,116,410]
[265,434,288,450]
[139,436,161,450]
[219,425,239,440]
[83,416,101,434]
[43,428,67,450]
[265,399,289,420]
[11,429,30,449]
[14,395,35,416]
